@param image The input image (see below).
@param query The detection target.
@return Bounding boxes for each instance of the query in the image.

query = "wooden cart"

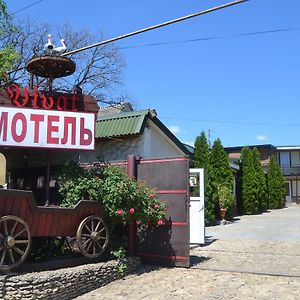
[0,189,109,271]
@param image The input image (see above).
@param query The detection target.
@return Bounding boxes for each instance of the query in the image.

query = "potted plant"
[216,184,231,221]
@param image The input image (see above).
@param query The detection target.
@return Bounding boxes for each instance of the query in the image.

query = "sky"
[6,0,300,148]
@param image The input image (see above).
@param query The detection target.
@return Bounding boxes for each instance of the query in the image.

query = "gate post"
[127,155,137,256]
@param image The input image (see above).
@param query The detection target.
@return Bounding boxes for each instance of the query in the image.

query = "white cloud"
[256,134,269,141]
[168,125,181,135]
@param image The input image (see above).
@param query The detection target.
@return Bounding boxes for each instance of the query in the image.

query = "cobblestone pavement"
[76,207,300,300]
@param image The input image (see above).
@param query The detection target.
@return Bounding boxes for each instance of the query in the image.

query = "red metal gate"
[135,157,190,267]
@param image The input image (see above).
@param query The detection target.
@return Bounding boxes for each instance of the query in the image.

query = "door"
[285,181,292,203]
[189,168,205,244]
[136,157,190,267]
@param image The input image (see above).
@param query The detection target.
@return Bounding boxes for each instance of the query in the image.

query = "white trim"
[277,146,300,151]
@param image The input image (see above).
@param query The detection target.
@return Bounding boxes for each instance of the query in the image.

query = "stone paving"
[76,206,300,300]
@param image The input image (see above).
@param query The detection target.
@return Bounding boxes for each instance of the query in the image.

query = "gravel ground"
[76,206,300,300]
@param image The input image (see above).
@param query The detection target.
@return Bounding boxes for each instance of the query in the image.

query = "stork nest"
[26,56,76,78]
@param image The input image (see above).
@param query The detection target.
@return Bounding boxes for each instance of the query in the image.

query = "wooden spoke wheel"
[76,215,109,259]
[0,216,31,271]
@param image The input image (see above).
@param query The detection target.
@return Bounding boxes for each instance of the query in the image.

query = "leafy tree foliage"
[267,156,286,209]
[210,138,233,219]
[0,1,19,80]
[240,147,260,214]
[252,148,268,210]
[193,131,215,225]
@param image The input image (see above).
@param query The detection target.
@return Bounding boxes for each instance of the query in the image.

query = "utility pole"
[63,0,248,57]
[208,129,212,149]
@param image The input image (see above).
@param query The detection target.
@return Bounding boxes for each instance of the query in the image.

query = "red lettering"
[47,115,59,144]
[6,84,80,112]
[21,87,30,107]
[71,93,78,112]
[11,113,27,142]
[61,117,76,145]
[80,118,92,146]
[57,96,68,111]
[0,112,8,141]
[32,86,39,109]
[30,114,44,143]
[6,84,21,107]
[42,95,54,110]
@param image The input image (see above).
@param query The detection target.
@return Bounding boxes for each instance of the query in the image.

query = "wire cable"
[12,0,45,15]
[160,116,300,127]
[118,27,300,50]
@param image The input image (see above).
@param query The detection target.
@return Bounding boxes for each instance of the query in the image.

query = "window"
[279,152,290,168]
[292,180,300,197]
[285,182,290,196]
[291,151,300,167]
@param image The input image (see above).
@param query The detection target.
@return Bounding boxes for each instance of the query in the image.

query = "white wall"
[142,122,185,159]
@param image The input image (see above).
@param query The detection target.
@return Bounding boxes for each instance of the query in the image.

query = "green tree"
[210,138,233,219]
[240,147,259,214]
[194,132,210,169]
[252,148,268,210]
[0,0,18,80]
[193,131,215,225]
[267,156,286,209]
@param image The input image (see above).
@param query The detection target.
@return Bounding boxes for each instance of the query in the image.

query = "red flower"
[154,204,159,209]
[117,209,124,216]
[149,194,155,199]
[129,208,135,214]
[157,219,164,226]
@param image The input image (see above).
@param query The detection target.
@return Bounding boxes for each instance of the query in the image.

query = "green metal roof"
[95,108,192,156]
[95,110,152,138]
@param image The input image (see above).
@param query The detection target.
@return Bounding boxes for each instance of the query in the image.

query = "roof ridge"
[97,109,154,121]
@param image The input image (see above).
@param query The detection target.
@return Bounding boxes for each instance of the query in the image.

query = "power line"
[12,0,45,15]
[5,25,300,79]
[160,116,300,127]
[118,27,300,50]
[62,0,247,57]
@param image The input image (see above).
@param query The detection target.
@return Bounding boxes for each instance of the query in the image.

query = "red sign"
[0,107,95,150]
[6,84,79,112]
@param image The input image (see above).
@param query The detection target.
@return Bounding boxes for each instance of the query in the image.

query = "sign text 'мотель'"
[0,107,95,150]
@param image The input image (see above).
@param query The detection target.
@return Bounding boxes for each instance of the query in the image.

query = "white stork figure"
[53,39,67,55]
[44,34,55,55]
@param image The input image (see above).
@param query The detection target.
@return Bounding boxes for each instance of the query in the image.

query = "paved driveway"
[76,206,300,300]
[206,206,300,241]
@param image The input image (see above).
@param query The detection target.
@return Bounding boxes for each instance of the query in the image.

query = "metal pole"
[62,0,248,57]
[45,149,51,206]
[44,77,54,206]
[29,74,34,89]
[127,155,137,255]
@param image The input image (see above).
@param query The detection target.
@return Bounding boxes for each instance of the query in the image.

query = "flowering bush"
[101,166,166,224]
[57,163,167,225]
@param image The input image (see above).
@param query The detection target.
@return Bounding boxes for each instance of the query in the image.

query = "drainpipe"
[127,155,137,256]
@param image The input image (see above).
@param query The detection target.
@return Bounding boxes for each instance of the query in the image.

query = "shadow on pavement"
[190,255,211,267]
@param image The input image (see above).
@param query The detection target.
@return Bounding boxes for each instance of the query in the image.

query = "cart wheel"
[76,215,109,259]
[0,215,31,271]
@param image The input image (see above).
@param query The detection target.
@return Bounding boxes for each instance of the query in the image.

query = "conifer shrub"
[240,147,260,214]
[194,132,215,225]
[267,157,286,209]
[210,139,233,219]
[252,148,268,211]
